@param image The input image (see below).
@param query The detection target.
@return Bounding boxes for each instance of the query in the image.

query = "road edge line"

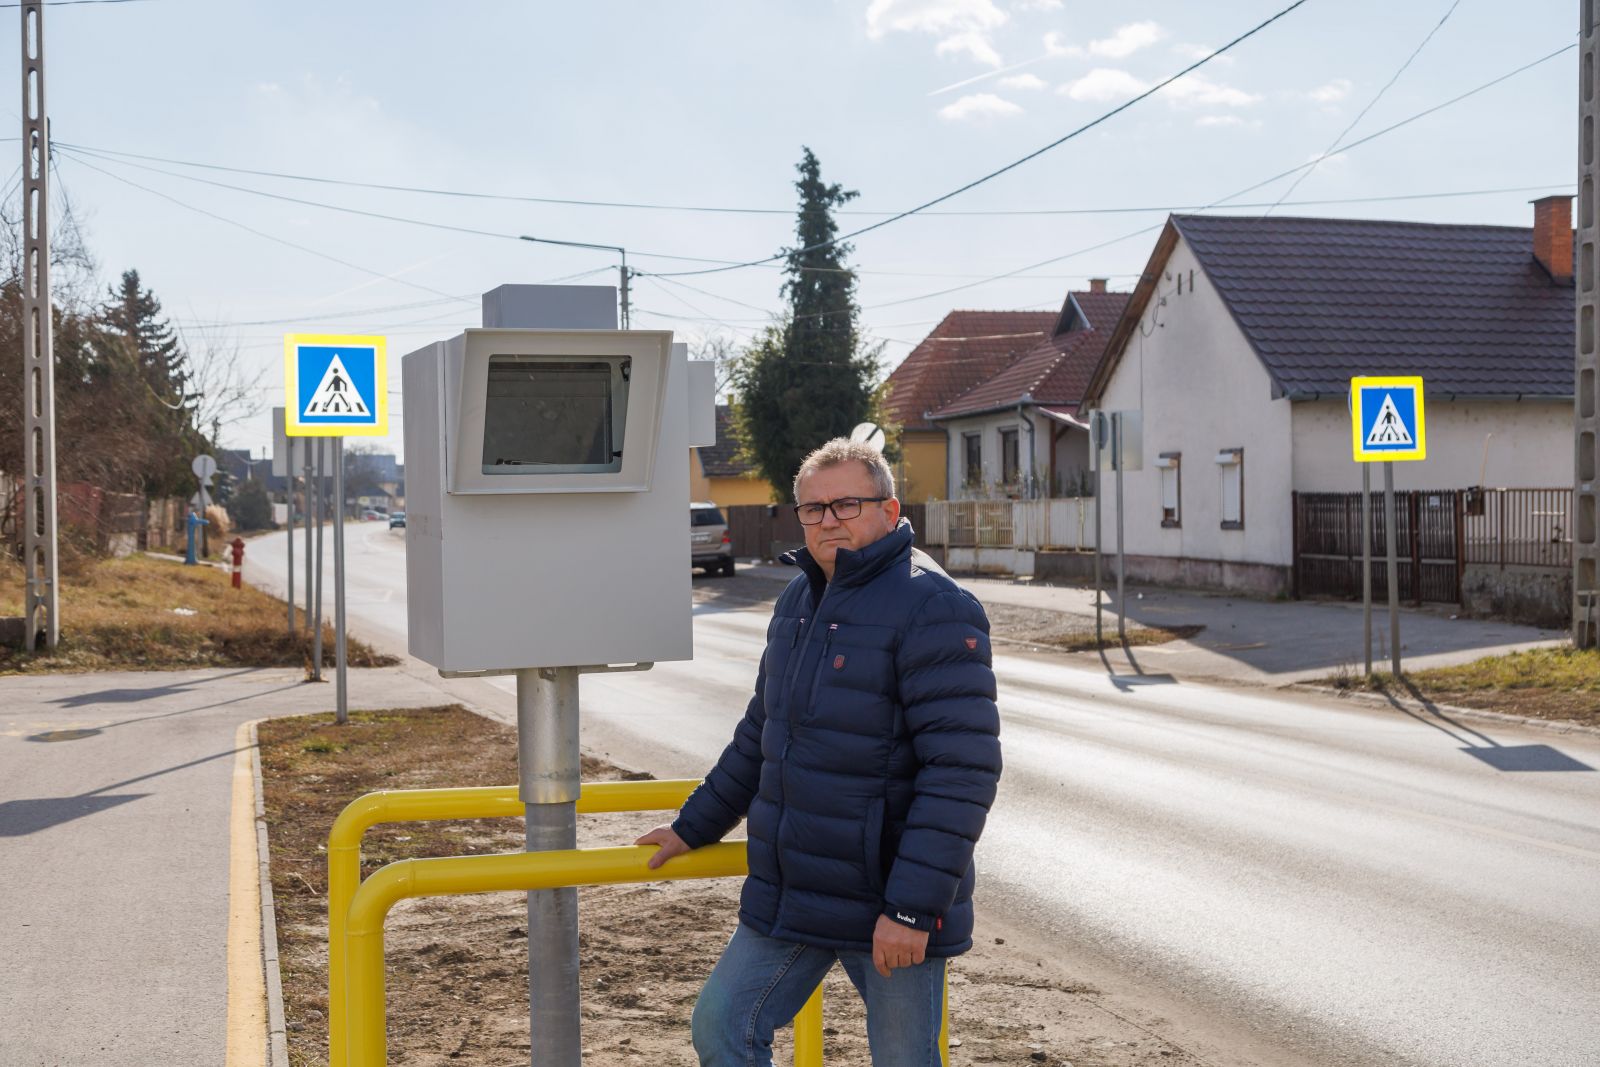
[225,719,268,1067]
[251,719,291,1067]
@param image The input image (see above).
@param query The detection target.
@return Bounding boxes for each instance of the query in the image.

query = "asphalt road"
[249,522,1600,1067]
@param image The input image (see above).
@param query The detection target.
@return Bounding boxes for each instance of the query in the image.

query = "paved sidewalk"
[743,561,1565,686]
[0,666,456,1067]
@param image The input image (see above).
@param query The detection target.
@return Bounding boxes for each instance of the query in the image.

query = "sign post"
[284,334,388,724]
[272,408,296,636]
[1350,376,1427,678]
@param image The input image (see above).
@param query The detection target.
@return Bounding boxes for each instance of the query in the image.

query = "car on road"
[389,511,406,529]
[690,502,734,577]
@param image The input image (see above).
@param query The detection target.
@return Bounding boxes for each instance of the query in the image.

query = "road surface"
[248,522,1600,1067]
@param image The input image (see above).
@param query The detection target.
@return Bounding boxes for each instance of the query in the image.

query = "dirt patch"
[0,553,396,674]
[260,706,1204,1066]
[1325,646,1600,729]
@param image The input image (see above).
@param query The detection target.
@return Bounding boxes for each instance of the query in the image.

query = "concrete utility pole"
[20,1,57,652]
[1577,1,1599,648]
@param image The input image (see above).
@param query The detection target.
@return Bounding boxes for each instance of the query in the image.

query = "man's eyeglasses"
[793,496,888,526]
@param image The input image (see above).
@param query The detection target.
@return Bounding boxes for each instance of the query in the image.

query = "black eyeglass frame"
[792,496,890,525]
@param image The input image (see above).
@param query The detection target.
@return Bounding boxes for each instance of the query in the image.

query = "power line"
[1265,0,1461,215]
[640,0,1316,278]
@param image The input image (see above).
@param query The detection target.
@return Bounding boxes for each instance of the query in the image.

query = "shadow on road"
[1378,680,1594,773]
[0,744,252,836]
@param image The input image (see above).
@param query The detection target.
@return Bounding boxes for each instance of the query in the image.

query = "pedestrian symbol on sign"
[302,354,370,417]
[1364,393,1413,448]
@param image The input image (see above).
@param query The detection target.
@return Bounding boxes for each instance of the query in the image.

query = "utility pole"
[20,1,58,652]
[518,235,631,328]
[1577,0,1599,648]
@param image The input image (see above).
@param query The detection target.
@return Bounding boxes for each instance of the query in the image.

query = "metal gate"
[1292,489,1463,605]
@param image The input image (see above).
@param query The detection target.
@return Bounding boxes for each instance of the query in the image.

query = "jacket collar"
[782,519,915,592]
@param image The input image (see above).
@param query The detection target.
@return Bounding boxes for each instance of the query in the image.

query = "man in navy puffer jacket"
[636,438,1001,1066]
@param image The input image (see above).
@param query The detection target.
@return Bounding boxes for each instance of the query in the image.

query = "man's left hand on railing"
[635,825,691,869]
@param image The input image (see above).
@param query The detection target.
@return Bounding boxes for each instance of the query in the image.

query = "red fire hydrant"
[230,537,246,589]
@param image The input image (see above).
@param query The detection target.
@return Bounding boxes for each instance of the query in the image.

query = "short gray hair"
[792,438,896,502]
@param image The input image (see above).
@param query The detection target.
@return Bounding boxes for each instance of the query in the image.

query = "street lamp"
[517,235,631,328]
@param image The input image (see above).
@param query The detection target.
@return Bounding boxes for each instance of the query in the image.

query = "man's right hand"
[634,825,691,870]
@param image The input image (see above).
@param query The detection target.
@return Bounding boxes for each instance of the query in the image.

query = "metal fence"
[1463,487,1573,570]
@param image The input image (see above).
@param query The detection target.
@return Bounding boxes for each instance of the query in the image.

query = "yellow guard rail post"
[328,779,944,1067]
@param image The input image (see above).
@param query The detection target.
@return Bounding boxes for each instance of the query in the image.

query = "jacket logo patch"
[965,637,978,650]
[833,654,845,670]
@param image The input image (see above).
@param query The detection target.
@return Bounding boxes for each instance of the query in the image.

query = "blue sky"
[6,0,1578,460]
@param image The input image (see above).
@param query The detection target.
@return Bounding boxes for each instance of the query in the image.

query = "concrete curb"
[1293,683,1600,738]
[248,719,291,1067]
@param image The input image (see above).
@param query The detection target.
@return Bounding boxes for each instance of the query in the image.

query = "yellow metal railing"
[327,780,945,1067]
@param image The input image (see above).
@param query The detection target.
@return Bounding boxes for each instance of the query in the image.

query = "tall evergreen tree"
[734,148,883,500]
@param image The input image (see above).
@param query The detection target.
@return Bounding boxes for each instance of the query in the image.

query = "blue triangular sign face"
[1364,393,1413,447]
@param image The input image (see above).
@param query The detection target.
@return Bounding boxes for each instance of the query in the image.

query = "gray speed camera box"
[403,324,697,672]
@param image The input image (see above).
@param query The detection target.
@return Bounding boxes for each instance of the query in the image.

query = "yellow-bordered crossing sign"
[1349,376,1425,463]
[283,333,388,437]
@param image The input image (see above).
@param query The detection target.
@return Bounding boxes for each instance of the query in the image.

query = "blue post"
[185,508,209,565]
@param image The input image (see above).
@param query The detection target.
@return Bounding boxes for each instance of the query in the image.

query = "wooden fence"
[721,502,928,560]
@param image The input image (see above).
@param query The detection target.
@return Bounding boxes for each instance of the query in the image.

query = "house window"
[1157,452,1181,527]
[1217,448,1244,529]
[1000,428,1020,486]
[963,432,983,488]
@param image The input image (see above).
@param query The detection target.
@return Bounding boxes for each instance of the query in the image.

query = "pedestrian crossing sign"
[283,334,388,437]
[1350,376,1425,462]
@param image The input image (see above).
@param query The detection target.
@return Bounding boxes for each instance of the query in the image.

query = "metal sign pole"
[1091,415,1103,645]
[517,666,582,1066]
[312,442,324,683]
[286,437,296,636]
[333,437,348,725]
[1114,414,1127,644]
[1383,460,1401,676]
[304,446,314,634]
[1361,463,1372,678]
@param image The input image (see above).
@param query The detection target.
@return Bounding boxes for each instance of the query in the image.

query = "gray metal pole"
[303,446,313,634]
[286,437,296,636]
[333,437,348,725]
[20,2,58,652]
[1114,414,1127,644]
[619,256,630,330]
[1383,461,1401,676]
[1361,463,1372,679]
[516,666,582,1067]
[312,441,324,683]
[1092,416,1103,645]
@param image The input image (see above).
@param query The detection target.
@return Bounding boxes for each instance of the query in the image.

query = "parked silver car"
[690,502,734,577]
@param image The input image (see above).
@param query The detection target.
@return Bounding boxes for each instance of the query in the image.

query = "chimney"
[1088,277,1108,293]
[1532,195,1574,282]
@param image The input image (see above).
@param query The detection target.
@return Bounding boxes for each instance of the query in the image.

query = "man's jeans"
[691,922,947,1067]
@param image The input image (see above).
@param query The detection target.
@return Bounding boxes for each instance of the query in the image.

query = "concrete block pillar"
[1579,1,1600,646]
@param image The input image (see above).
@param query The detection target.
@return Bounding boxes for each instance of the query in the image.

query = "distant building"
[690,405,770,506]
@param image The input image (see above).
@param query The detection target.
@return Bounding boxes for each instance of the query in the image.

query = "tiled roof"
[883,311,1056,431]
[1171,214,1574,399]
[698,405,756,478]
[929,292,1130,419]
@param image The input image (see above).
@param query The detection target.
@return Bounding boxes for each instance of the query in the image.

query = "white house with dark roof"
[1080,201,1575,599]
[929,283,1129,499]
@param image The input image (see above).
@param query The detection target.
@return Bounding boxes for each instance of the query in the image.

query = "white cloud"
[1309,78,1353,104]
[1160,73,1260,108]
[937,30,1003,66]
[1059,67,1148,102]
[1014,0,1062,10]
[1195,115,1259,129]
[1090,20,1164,58]
[866,0,1009,66]
[1172,42,1235,66]
[938,92,1024,120]
[998,72,1048,90]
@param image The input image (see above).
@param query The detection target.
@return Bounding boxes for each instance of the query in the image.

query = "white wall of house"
[940,413,1050,497]
[1095,235,1298,568]
[1291,399,1574,491]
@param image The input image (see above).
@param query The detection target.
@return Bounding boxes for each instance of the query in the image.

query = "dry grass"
[1327,646,1600,728]
[0,552,396,674]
